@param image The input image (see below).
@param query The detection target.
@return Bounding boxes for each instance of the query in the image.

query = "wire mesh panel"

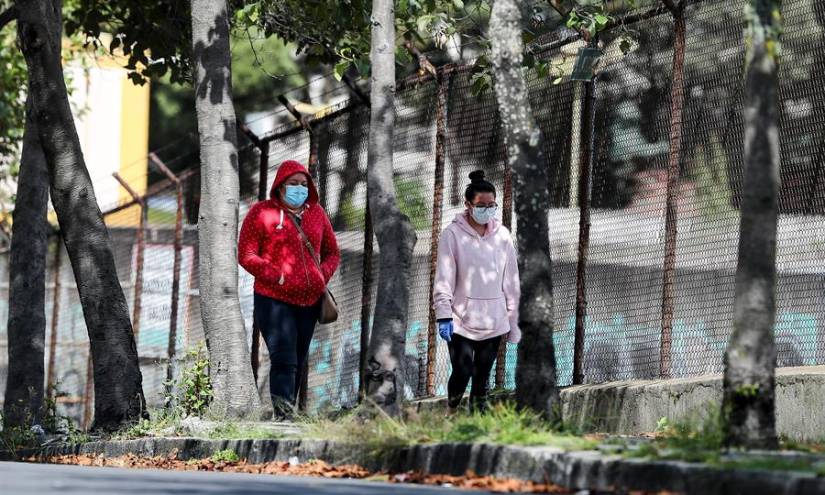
[393,80,439,400]
[441,70,512,392]
[4,0,825,424]
[304,105,370,411]
[528,47,585,387]
[665,0,825,378]
[578,11,675,383]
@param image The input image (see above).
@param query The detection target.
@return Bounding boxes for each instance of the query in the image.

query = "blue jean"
[253,293,320,414]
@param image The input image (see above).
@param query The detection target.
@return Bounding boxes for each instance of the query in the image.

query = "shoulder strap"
[286,212,324,272]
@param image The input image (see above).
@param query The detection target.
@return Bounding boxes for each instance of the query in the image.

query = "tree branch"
[547,0,570,19]
[0,4,18,31]
[660,0,682,15]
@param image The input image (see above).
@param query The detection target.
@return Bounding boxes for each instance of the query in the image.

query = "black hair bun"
[469,170,486,183]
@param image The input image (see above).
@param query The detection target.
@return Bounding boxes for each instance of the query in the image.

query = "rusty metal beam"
[659,11,687,378]
[573,49,599,385]
[46,234,62,398]
[358,197,375,402]
[425,68,451,396]
[495,148,515,389]
[149,153,185,390]
[113,172,147,341]
[278,95,312,132]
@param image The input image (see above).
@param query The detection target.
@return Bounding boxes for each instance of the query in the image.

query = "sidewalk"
[17,433,825,494]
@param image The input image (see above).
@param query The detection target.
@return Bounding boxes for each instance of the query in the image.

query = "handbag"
[286,212,339,324]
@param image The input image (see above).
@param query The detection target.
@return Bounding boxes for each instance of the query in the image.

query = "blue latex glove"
[438,320,453,342]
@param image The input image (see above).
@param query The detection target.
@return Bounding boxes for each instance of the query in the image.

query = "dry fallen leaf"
[26,454,679,494]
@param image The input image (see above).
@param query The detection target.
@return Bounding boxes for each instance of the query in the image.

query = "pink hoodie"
[433,213,521,344]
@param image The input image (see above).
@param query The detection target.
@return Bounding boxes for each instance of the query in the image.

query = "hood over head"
[269,160,320,205]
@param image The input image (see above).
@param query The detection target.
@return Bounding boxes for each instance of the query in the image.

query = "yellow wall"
[105,75,150,227]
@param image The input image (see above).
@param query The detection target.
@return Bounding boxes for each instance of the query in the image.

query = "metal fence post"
[660,7,687,379]
[359,196,375,401]
[149,153,184,389]
[495,148,514,389]
[573,46,600,386]
[425,67,451,396]
[238,122,269,381]
[46,232,62,398]
[112,172,146,341]
[82,351,93,430]
[298,124,318,412]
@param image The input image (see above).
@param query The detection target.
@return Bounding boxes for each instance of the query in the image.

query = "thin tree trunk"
[363,0,418,415]
[490,0,559,419]
[3,94,49,429]
[191,0,261,418]
[722,0,782,449]
[17,0,145,431]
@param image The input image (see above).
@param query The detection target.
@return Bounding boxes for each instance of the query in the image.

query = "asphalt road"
[1,461,487,494]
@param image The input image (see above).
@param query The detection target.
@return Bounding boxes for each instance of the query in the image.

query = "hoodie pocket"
[460,297,507,331]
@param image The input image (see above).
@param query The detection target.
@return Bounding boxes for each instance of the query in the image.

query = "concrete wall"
[560,365,825,442]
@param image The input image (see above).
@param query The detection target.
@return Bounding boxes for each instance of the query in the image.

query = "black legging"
[253,293,320,415]
[447,333,502,411]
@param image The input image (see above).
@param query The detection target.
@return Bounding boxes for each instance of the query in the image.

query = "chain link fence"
[1,0,823,422]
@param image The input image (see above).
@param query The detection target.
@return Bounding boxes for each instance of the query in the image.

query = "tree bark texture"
[17,0,146,431]
[3,94,49,429]
[191,0,261,418]
[722,0,783,450]
[490,0,559,419]
[363,0,418,415]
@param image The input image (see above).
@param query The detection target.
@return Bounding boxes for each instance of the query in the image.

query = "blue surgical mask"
[472,206,497,225]
[284,185,309,207]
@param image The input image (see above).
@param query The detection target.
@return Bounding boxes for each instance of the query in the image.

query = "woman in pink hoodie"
[433,170,521,413]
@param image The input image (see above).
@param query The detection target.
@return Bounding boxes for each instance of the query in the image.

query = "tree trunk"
[17,0,146,431]
[363,0,418,415]
[722,0,782,449]
[490,0,559,419]
[2,94,49,429]
[191,0,261,418]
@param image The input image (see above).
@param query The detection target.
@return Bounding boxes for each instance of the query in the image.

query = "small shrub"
[210,449,240,463]
[164,347,212,418]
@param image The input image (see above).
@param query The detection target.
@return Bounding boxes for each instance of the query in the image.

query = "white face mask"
[471,206,497,225]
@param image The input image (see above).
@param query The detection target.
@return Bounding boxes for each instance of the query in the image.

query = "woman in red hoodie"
[239,160,340,418]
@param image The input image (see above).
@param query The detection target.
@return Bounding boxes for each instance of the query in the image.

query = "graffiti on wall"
[302,310,820,411]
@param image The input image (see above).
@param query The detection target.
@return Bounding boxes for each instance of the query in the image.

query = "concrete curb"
[15,437,825,495]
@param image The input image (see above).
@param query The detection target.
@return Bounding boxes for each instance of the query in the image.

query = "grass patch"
[301,402,597,461]
[622,413,725,464]
[716,456,825,476]
[112,413,181,440]
[618,413,825,475]
[203,422,285,440]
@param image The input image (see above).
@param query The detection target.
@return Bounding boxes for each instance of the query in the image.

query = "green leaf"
[522,31,536,44]
[553,77,564,85]
[452,0,464,9]
[619,38,632,54]
[416,15,432,34]
[535,62,550,79]
[334,61,351,81]
[470,72,491,96]
[522,53,535,69]
[595,14,609,27]
[565,11,580,29]
[396,46,413,65]
[355,59,371,78]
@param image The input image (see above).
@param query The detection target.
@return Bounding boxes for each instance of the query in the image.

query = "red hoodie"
[239,160,340,307]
